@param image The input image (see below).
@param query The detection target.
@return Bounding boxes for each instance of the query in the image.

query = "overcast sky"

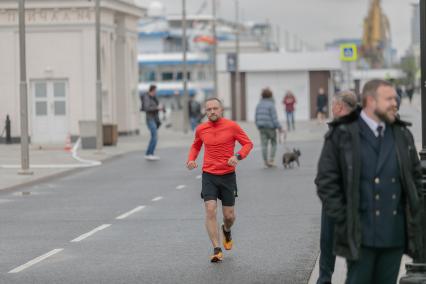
[136,0,417,58]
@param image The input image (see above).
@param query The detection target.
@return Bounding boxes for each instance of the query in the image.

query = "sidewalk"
[0,118,327,192]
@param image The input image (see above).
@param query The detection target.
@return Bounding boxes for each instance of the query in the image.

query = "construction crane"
[361,0,391,68]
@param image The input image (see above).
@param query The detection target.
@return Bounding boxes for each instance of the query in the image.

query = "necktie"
[377,125,383,148]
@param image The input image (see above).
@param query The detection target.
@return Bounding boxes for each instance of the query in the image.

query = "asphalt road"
[0,139,324,284]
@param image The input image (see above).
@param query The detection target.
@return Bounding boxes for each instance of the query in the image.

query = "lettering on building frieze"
[7,11,16,22]
[0,8,94,24]
[51,9,59,22]
[38,9,48,21]
[27,10,36,23]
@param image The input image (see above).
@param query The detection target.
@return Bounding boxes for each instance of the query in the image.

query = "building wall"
[0,2,143,143]
[245,71,310,122]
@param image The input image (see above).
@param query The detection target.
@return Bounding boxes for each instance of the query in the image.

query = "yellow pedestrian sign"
[340,44,358,62]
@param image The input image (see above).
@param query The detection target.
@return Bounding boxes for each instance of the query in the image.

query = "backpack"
[140,93,147,112]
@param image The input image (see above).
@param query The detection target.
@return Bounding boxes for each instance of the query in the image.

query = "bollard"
[5,115,11,144]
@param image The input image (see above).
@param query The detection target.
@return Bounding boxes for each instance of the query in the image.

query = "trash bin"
[103,124,117,146]
[79,120,97,149]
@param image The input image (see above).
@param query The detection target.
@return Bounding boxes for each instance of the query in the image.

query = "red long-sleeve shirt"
[188,118,253,175]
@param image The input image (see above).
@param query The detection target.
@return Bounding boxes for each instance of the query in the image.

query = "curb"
[0,150,133,193]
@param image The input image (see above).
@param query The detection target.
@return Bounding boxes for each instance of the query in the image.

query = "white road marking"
[151,196,163,202]
[8,248,64,273]
[0,138,101,169]
[176,185,186,190]
[196,175,201,179]
[71,224,111,242]
[115,206,145,220]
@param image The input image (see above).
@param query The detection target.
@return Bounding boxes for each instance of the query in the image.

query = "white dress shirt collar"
[360,110,385,137]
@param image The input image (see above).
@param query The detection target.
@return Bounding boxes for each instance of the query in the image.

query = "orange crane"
[361,0,391,68]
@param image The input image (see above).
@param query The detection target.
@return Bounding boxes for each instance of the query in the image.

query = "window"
[54,82,66,97]
[142,70,156,82]
[35,82,47,98]
[176,71,191,81]
[54,101,66,115]
[35,102,47,116]
[161,72,174,81]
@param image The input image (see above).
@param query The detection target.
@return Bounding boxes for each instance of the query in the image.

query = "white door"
[32,80,68,144]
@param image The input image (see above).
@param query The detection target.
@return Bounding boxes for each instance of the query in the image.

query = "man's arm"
[315,132,346,223]
[234,124,253,159]
[187,129,203,164]
[408,131,423,201]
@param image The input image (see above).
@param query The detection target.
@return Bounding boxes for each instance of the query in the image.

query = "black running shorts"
[201,172,238,206]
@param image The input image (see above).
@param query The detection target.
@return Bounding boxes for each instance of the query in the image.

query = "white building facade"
[217,51,341,122]
[0,0,145,144]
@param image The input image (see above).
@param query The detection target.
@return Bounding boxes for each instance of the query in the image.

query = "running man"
[187,98,253,262]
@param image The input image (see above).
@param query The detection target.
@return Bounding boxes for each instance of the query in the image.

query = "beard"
[375,108,397,124]
[208,114,219,122]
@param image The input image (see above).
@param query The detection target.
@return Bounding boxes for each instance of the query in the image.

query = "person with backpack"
[141,85,163,161]
[255,88,283,168]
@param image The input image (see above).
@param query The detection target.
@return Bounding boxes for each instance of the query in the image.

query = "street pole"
[234,0,241,121]
[276,25,281,51]
[400,0,426,282]
[285,30,289,52]
[212,0,218,97]
[95,0,103,151]
[18,0,32,175]
[182,0,189,133]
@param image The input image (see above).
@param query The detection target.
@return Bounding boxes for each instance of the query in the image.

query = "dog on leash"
[282,148,301,168]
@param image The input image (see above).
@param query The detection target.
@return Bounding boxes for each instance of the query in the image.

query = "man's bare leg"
[222,206,235,231]
[204,200,219,248]
[221,206,235,250]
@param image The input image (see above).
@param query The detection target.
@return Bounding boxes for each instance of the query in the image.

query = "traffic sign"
[340,44,358,62]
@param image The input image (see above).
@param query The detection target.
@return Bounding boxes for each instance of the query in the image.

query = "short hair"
[261,88,273,98]
[204,97,223,107]
[149,84,157,92]
[334,90,358,111]
[361,79,393,107]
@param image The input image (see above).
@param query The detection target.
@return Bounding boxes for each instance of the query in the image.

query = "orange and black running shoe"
[211,247,223,263]
[222,224,233,250]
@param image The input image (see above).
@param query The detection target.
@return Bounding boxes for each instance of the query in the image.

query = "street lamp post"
[182,0,189,133]
[400,0,426,282]
[18,0,32,175]
[234,0,241,121]
[95,0,103,151]
[212,0,218,97]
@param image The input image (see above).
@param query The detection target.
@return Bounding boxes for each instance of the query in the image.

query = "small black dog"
[282,148,301,168]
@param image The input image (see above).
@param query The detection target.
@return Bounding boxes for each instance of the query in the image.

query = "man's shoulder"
[197,121,211,131]
[224,118,240,127]
[325,110,361,139]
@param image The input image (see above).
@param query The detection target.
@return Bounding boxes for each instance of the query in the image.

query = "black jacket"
[143,94,160,120]
[315,108,423,260]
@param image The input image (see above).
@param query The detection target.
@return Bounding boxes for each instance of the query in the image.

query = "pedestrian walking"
[188,96,203,131]
[187,98,253,263]
[142,85,163,161]
[406,84,414,104]
[316,87,328,123]
[255,88,283,168]
[316,79,423,284]
[316,90,358,284]
[283,91,296,131]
